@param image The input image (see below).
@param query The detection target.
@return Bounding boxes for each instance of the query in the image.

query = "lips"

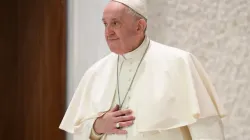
[108,39,119,42]
[108,38,119,40]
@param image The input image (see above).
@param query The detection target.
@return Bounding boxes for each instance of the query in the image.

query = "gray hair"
[126,7,147,33]
[126,7,147,22]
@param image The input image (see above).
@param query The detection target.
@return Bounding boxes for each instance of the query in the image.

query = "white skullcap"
[112,0,148,19]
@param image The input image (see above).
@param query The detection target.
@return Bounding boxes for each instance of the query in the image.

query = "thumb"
[110,104,119,112]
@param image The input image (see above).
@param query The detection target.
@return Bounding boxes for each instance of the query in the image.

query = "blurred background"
[1,0,249,140]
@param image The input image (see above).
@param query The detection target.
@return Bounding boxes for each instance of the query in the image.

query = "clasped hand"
[93,104,135,135]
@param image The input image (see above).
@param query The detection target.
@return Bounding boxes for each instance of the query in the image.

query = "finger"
[112,129,127,135]
[112,109,132,117]
[124,110,133,116]
[114,115,135,123]
[110,104,119,112]
[117,121,134,128]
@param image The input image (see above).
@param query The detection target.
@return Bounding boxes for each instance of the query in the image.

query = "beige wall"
[147,0,250,140]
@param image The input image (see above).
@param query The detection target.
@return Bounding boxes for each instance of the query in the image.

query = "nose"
[105,25,115,37]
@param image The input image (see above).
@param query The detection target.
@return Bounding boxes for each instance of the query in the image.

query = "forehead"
[102,2,127,21]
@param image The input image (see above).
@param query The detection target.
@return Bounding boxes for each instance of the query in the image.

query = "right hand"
[93,104,135,135]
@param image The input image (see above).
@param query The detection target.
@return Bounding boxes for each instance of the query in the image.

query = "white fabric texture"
[91,116,224,140]
[188,116,225,140]
[59,37,226,140]
[112,0,148,19]
[89,37,225,140]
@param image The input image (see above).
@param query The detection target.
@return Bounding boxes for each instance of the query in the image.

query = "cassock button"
[129,69,132,72]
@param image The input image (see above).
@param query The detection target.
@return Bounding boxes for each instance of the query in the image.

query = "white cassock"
[59,36,226,140]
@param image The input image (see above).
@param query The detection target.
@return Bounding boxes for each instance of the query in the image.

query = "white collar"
[120,36,149,60]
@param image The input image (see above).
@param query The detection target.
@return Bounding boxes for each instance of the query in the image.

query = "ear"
[136,19,147,33]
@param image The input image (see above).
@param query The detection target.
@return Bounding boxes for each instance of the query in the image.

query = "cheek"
[113,25,137,41]
[115,29,131,39]
[112,29,121,37]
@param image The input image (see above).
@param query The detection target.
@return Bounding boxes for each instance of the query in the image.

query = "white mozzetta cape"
[59,40,226,138]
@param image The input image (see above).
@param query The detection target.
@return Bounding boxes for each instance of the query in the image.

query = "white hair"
[126,7,147,22]
[126,7,147,33]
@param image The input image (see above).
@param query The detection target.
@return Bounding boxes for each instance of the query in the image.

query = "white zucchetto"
[112,0,148,19]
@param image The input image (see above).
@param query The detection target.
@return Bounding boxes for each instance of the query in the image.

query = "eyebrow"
[102,17,121,22]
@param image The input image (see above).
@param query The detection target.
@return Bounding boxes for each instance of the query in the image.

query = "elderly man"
[59,0,226,140]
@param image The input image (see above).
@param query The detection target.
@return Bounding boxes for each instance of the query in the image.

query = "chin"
[108,47,118,54]
[108,46,122,54]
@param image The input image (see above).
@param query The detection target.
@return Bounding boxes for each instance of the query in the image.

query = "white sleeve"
[188,116,225,140]
[90,124,104,140]
[73,119,96,140]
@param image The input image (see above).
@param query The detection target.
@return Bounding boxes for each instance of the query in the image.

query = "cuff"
[90,124,104,140]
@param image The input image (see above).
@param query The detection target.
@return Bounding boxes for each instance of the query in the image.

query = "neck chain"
[116,41,150,109]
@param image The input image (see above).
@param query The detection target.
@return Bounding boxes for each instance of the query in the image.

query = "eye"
[111,21,117,26]
[111,21,120,28]
[103,22,107,27]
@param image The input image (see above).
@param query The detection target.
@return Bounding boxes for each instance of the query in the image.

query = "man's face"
[102,2,138,54]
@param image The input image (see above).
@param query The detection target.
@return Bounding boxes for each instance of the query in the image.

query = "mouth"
[107,38,119,41]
